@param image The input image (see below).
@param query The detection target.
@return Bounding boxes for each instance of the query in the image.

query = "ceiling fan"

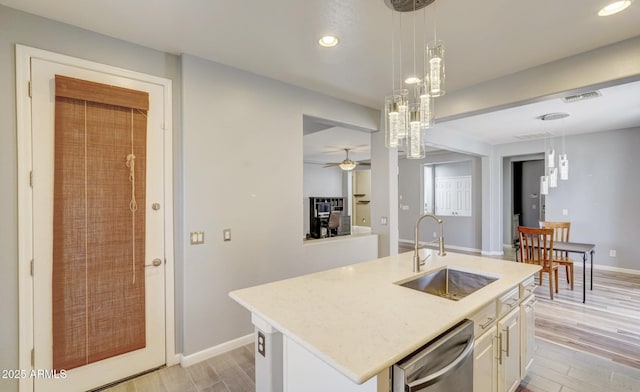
[323,148,370,171]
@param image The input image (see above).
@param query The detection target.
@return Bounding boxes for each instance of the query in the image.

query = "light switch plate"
[190,231,205,245]
[223,229,231,241]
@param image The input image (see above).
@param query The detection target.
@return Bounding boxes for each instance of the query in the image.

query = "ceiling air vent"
[562,90,602,103]
[539,112,570,121]
[513,131,554,141]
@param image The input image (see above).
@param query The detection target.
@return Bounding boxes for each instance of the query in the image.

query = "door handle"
[498,332,503,365]
[145,258,163,268]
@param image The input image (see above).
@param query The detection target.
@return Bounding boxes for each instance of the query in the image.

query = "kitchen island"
[229,250,540,392]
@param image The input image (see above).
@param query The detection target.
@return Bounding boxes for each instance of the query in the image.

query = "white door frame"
[15,44,177,391]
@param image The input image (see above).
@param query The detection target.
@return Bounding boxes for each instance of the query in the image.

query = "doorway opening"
[511,158,545,243]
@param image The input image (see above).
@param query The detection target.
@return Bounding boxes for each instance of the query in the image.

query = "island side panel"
[283,336,379,392]
[252,314,283,392]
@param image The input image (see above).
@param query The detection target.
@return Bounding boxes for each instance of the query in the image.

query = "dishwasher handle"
[406,335,475,391]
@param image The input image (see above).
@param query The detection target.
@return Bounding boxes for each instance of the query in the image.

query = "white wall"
[370,117,398,257]
[180,54,380,356]
[544,128,640,270]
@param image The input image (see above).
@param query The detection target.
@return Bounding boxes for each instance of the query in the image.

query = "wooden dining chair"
[540,221,574,290]
[518,226,559,300]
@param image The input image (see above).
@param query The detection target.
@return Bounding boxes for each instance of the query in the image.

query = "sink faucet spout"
[413,213,446,272]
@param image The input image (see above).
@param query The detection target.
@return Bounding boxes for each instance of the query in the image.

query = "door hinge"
[31,348,34,366]
[29,171,33,187]
[30,259,34,276]
[28,80,32,98]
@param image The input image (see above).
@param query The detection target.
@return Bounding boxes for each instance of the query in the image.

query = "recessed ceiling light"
[318,35,339,47]
[404,76,421,84]
[598,0,633,16]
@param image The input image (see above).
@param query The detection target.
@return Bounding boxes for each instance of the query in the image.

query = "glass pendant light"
[426,40,445,97]
[540,176,549,195]
[384,89,408,147]
[419,82,434,129]
[559,154,569,180]
[546,147,555,168]
[396,89,409,139]
[406,103,425,159]
[549,167,558,188]
[385,95,400,147]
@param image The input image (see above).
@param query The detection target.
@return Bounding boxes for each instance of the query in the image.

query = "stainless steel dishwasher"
[392,319,474,392]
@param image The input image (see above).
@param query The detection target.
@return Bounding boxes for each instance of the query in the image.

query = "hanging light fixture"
[339,161,357,171]
[549,167,558,188]
[539,112,570,194]
[559,153,569,180]
[384,0,442,158]
[546,146,555,168]
[540,175,549,196]
[426,40,445,97]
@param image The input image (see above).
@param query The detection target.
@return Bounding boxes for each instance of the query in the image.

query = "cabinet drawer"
[497,287,520,318]
[469,301,497,337]
[520,276,536,298]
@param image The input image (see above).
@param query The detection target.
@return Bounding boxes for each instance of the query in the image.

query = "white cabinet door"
[474,328,498,392]
[498,307,521,392]
[520,295,536,375]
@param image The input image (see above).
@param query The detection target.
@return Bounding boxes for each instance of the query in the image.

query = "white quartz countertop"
[229,250,540,385]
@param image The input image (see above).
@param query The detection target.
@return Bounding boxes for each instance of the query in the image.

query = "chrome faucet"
[413,213,446,272]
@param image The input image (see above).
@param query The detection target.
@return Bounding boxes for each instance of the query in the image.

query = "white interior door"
[30,58,167,392]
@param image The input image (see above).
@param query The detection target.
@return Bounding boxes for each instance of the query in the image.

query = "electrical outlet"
[609,250,617,257]
[562,209,568,216]
[433,231,437,238]
[257,331,266,357]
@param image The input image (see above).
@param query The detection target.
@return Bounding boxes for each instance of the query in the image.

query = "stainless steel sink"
[398,267,499,301]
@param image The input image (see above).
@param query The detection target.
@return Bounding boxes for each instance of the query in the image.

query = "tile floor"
[102,338,640,392]
[100,344,254,392]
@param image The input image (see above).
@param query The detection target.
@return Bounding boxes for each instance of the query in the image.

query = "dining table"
[516,240,596,303]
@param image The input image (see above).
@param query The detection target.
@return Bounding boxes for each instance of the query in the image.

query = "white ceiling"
[4,0,639,162]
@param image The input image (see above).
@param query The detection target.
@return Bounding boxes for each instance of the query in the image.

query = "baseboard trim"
[481,250,505,256]
[398,239,482,255]
[169,353,182,367]
[574,263,640,276]
[179,333,254,367]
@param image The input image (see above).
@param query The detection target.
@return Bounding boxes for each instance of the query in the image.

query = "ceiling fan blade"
[357,161,371,166]
[323,162,341,167]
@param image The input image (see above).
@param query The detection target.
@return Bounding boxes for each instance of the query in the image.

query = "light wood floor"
[100,344,255,392]
[102,249,640,392]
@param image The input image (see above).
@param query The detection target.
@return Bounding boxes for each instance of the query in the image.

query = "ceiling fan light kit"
[339,161,357,171]
[324,148,369,171]
[383,0,443,159]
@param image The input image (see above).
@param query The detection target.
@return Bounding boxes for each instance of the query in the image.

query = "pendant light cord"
[391,8,395,91]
